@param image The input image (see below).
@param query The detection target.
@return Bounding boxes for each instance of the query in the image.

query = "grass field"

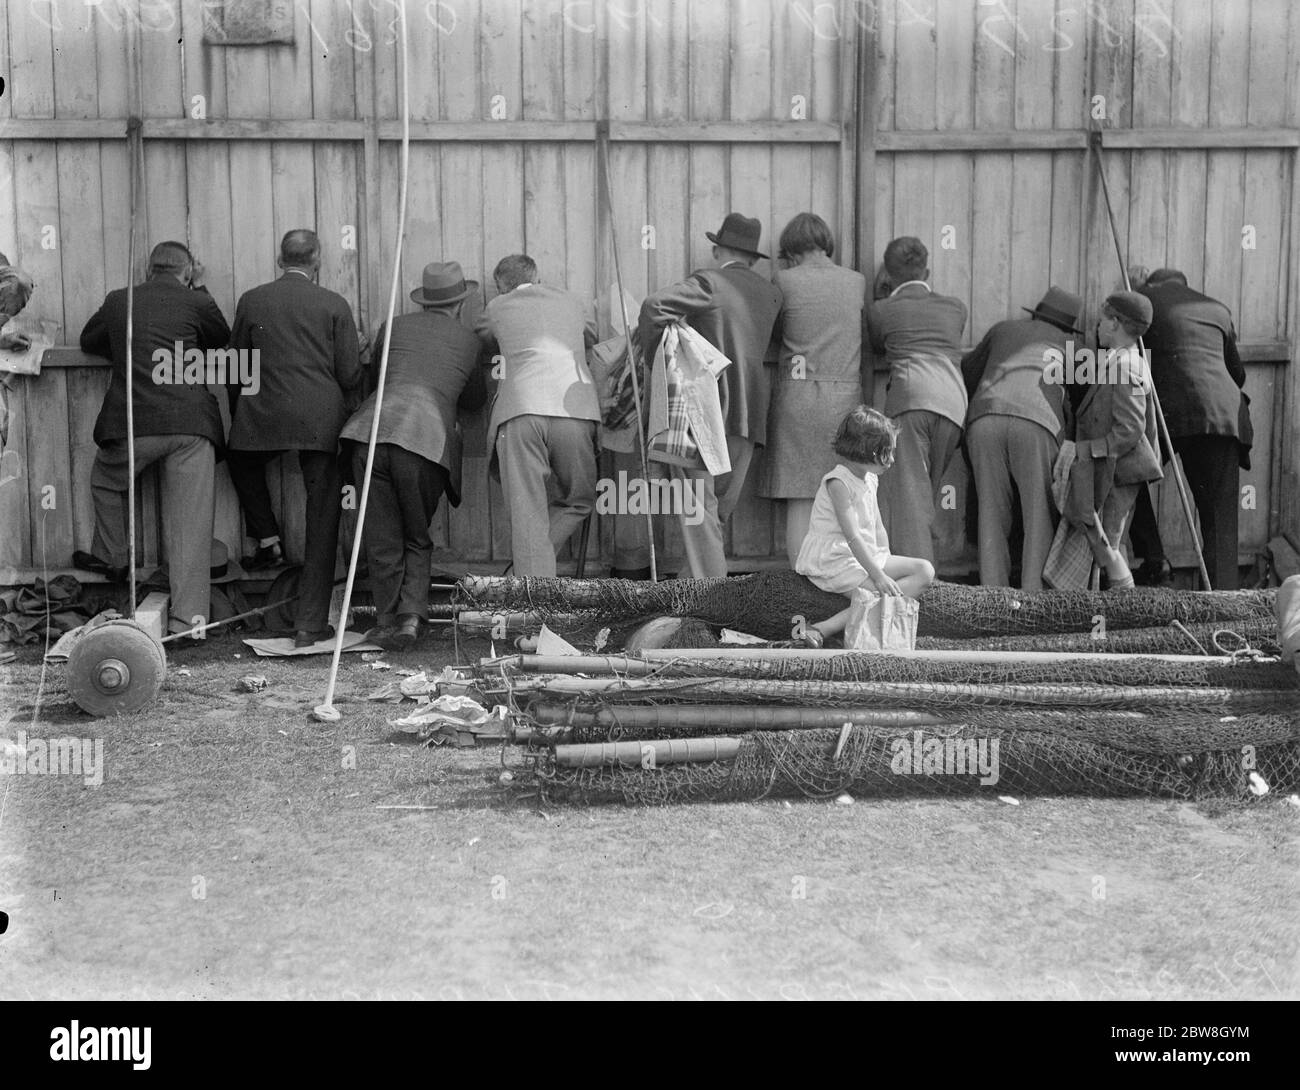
[1,628,1297,1001]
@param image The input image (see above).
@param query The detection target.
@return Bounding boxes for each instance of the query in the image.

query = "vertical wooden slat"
[438,0,492,564]
[726,0,775,561]
[480,0,526,563]
[0,379,31,568]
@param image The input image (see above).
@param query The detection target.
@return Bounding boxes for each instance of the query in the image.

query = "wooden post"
[853,11,875,275]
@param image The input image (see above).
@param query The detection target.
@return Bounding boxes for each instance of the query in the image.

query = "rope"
[318,1,411,715]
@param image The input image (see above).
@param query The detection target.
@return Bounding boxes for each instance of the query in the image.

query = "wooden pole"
[1090,131,1213,591]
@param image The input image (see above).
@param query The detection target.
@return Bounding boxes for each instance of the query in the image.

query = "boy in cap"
[1059,291,1163,590]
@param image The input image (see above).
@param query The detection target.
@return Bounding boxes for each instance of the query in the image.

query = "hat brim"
[1023,306,1084,336]
[210,557,246,584]
[705,231,768,260]
[410,279,478,305]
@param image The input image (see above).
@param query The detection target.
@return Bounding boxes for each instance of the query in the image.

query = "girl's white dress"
[795,464,891,593]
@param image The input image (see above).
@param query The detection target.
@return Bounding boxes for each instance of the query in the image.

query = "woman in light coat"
[758,213,869,565]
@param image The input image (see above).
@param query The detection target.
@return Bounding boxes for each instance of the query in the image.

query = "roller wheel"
[66,619,167,717]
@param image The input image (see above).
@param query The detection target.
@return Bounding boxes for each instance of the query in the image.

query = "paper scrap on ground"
[243,631,381,657]
[398,670,435,697]
[536,624,581,656]
[720,628,767,645]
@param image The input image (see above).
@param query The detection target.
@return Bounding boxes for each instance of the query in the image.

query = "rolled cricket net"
[457,572,1278,651]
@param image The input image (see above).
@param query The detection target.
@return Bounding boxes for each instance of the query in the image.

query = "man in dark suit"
[227,229,362,645]
[1136,267,1249,589]
[638,213,783,577]
[866,236,968,563]
[475,254,600,576]
[340,262,487,650]
[77,241,230,641]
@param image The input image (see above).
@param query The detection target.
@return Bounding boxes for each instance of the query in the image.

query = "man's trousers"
[496,415,598,577]
[226,447,341,631]
[966,415,1059,591]
[1173,435,1240,590]
[878,409,962,564]
[90,434,214,636]
[666,434,756,579]
[350,443,448,624]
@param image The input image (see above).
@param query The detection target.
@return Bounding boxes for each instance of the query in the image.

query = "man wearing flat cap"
[340,262,487,650]
[227,228,362,646]
[1134,268,1250,589]
[865,236,968,564]
[1052,291,1162,590]
[638,213,783,577]
[962,286,1083,590]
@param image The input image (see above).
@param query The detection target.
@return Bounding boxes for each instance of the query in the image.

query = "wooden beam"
[877,130,1087,152]
[0,117,871,145]
[855,10,875,275]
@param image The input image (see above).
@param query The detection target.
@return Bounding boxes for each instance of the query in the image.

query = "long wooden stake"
[596,120,657,582]
[1090,131,1213,591]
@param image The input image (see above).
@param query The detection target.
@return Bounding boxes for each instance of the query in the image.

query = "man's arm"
[960,330,993,398]
[458,342,490,412]
[1222,315,1246,389]
[863,300,888,357]
[334,302,363,392]
[80,299,112,358]
[193,290,231,351]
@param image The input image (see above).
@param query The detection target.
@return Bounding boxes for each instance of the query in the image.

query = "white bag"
[845,588,919,651]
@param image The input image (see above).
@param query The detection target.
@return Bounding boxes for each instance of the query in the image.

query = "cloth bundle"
[0,574,88,645]
[646,322,732,475]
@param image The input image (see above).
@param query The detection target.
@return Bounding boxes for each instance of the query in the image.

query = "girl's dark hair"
[778,212,834,261]
[833,405,898,465]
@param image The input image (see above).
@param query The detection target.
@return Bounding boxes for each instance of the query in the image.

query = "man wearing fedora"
[475,253,600,577]
[340,262,487,650]
[865,236,968,565]
[962,287,1084,590]
[226,229,362,646]
[637,213,783,577]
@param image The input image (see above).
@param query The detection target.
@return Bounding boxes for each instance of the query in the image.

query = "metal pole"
[1089,131,1213,591]
[125,117,142,617]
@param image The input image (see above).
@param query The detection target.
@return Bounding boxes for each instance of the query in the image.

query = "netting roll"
[515,649,1298,691]
[916,619,1282,656]
[518,697,1299,752]
[527,725,1300,805]
[458,572,1278,643]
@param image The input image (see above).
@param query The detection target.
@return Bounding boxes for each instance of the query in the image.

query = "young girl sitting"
[795,405,935,644]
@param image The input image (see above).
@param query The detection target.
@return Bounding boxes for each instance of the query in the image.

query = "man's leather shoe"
[293,625,335,648]
[243,542,285,571]
[373,615,419,651]
[73,550,129,582]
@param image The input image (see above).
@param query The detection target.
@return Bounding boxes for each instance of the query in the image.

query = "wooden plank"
[24,369,74,565]
[64,351,110,559]
[0,375,32,567]
[480,0,525,562]
[6,0,55,119]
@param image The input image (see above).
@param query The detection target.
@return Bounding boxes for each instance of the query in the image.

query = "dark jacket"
[82,277,231,451]
[1138,280,1246,441]
[227,272,362,451]
[639,263,783,445]
[865,282,968,428]
[339,311,488,506]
